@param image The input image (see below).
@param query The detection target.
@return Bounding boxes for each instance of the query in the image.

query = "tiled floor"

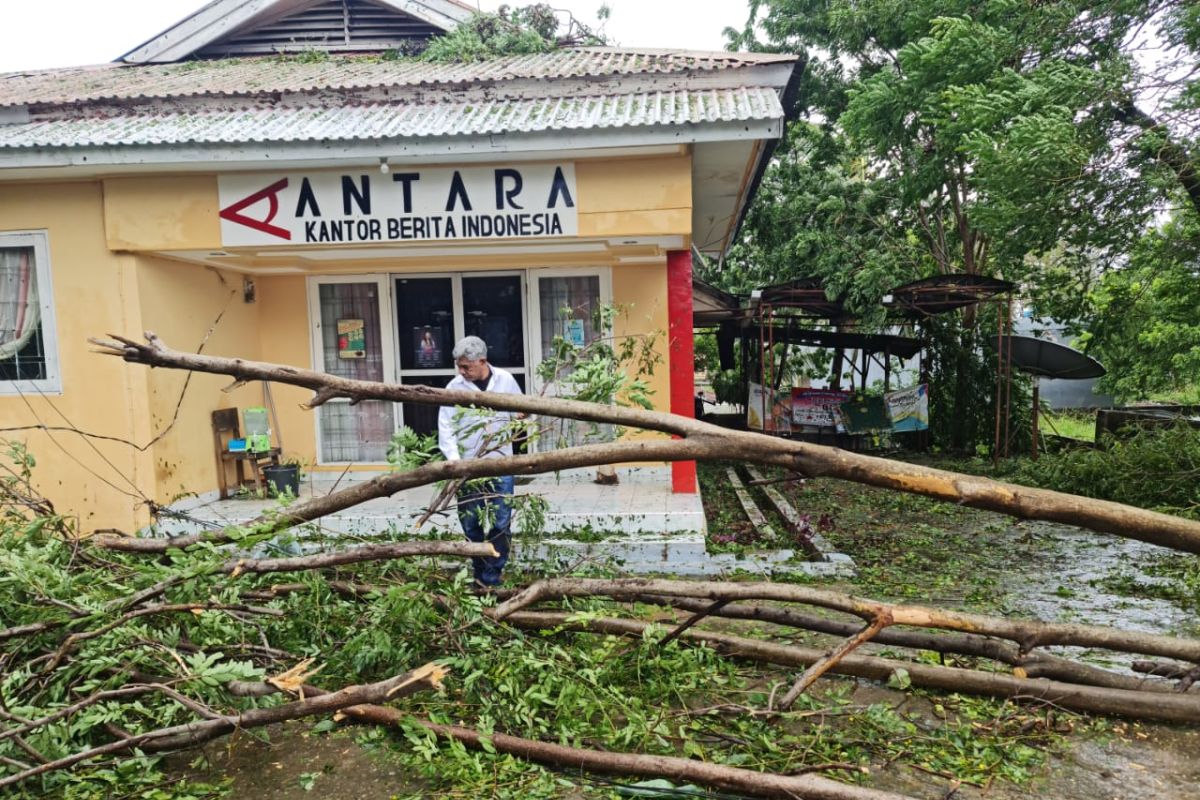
[161,466,705,537]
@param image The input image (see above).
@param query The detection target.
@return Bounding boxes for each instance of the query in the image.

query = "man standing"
[437,336,523,587]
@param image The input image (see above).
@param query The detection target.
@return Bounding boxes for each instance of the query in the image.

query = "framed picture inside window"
[413,327,442,368]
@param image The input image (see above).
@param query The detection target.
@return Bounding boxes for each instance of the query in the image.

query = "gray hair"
[452,335,488,361]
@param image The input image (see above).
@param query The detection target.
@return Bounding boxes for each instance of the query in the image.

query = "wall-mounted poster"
[886,384,929,432]
[414,327,442,368]
[565,318,587,348]
[792,389,851,429]
[337,319,366,359]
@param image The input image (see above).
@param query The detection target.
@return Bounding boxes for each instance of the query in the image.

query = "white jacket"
[437,366,523,461]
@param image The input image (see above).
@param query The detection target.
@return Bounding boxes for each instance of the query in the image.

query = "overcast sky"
[0,0,748,72]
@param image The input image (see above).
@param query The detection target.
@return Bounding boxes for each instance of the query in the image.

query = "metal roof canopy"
[886,274,1016,318]
[754,277,846,319]
[745,325,923,360]
[995,335,1106,380]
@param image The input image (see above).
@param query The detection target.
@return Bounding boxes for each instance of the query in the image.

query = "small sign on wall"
[337,319,366,359]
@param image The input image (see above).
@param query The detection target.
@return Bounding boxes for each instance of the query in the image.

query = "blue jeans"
[457,475,514,586]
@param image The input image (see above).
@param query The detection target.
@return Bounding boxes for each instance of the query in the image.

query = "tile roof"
[0,87,783,148]
[0,48,795,108]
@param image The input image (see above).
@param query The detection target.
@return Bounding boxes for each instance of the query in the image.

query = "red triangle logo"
[219,178,292,240]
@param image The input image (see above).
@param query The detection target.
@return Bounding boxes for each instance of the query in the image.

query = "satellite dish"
[994,335,1105,380]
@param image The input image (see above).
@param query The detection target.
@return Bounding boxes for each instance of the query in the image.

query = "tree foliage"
[715,0,1200,442]
[421,4,608,62]
[1078,208,1200,402]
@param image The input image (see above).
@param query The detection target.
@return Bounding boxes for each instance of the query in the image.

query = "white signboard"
[218,163,578,247]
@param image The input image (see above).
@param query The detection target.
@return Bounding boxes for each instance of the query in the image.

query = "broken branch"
[89,333,1200,554]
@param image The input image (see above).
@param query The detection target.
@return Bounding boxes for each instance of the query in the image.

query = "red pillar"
[667,249,697,493]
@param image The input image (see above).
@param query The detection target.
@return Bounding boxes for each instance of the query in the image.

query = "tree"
[1078,207,1200,402]
[720,0,1199,447]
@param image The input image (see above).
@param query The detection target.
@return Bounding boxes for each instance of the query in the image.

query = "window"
[0,232,60,394]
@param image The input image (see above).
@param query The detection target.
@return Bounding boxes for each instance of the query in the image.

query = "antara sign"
[217,163,578,247]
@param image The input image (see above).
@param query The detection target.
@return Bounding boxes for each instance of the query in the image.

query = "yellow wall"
[0,152,692,527]
[134,256,263,504]
[0,182,154,532]
[104,177,221,251]
[612,261,671,439]
[256,275,316,465]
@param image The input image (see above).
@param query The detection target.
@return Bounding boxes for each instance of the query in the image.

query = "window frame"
[0,231,61,396]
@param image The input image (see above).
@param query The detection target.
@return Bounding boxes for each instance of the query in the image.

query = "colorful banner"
[747,383,792,433]
[839,394,891,433]
[791,389,851,429]
[886,384,929,432]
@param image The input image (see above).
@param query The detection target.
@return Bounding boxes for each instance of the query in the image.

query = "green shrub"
[1008,422,1200,518]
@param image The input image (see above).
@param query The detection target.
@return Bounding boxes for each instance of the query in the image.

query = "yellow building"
[0,0,799,533]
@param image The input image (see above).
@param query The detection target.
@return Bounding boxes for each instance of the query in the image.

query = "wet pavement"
[1002,520,1198,673]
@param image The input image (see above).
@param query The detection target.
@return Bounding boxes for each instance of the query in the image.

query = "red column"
[667,249,697,493]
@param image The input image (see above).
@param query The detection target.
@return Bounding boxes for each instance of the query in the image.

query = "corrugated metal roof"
[0,48,795,108]
[0,87,782,148]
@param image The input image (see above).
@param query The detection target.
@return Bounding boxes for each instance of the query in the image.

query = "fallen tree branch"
[777,612,891,710]
[0,663,446,789]
[92,438,714,554]
[89,333,1200,554]
[493,578,1200,664]
[504,611,1200,723]
[222,541,498,577]
[637,595,1185,694]
[306,698,915,799]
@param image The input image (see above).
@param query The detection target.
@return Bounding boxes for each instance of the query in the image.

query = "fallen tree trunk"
[506,611,1200,723]
[0,663,445,789]
[493,578,1200,664]
[92,438,710,554]
[90,333,1200,555]
[636,594,1185,694]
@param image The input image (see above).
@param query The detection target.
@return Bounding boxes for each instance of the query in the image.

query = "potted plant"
[262,455,304,498]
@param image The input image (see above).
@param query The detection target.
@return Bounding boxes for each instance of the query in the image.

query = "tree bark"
[89,334,1200,555]
[492,578,1200,664]
[505,612,1200,723]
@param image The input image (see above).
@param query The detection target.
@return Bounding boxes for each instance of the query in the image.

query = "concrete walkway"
[158,466,849,576]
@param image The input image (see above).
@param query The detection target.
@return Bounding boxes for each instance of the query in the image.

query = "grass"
[1039,409,1096,441]
[697,461,815,554]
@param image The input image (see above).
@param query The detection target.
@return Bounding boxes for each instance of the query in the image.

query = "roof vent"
[194,0,444,58]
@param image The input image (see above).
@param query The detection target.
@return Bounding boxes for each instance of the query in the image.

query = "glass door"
[394,272,527,437]
[308,277,396,463]
[528,269,611,449]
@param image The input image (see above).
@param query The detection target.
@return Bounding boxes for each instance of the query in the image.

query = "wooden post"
[1031,380,1040,461]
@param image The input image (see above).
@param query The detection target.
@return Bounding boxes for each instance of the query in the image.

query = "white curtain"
[0,248,40,361]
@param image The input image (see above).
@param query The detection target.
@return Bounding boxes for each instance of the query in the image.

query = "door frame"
[305,274,397,465]
[390,269,531,430]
